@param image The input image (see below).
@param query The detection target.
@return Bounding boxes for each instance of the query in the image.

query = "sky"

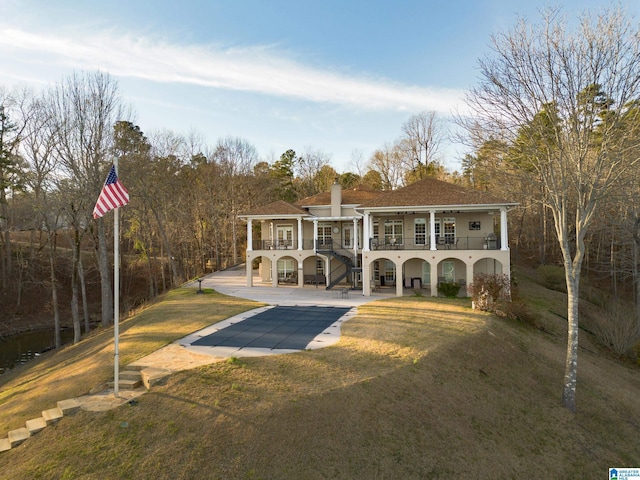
[0,0,638,173]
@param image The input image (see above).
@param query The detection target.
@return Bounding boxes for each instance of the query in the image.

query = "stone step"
[108,378,142,390]
[140,367,172,390]
[42,407,63,425]
[57,398,81,415]
[0,438,10,453]
[119,370,142,381]
[125,363,146,372]
[8,428,29,448]
[25,417,47,435]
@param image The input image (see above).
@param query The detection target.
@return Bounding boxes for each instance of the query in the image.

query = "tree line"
[0,72,448,348]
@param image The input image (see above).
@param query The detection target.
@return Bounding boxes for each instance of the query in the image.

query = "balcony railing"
[251,236,502,251]
[252,239,315,250]
[370,236,501,251]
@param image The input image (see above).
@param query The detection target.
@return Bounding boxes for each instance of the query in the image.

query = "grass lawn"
[1,282,640,479]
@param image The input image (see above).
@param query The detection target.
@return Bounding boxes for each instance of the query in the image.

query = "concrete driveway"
[199,265,380,308]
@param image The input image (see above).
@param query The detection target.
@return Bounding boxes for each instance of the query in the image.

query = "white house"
[240,177,518,297]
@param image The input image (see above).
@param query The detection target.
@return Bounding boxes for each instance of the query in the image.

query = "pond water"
[0,328,75,375]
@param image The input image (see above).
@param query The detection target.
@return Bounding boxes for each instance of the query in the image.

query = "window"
[384,220,403,245]
[384,260,396,284]
[318,223,332,248]
[276,225,293,249]
[277,258,295,280]
[443,218,456,245]
[343,225,353,248]
[422,261,431,285]
[442,260,455,283]
[415,218,426,245]
[316,258,324,275]
[372,260,395,284]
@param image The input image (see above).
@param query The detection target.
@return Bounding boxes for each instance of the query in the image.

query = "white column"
[466,262,474,298]
[430,210,437,251]
[247,218,253,251]
[272,258,278,287]
[298,259,304,287]
[500,208,508,251]
[353,218,358,254]
[313,219,318,252]
[396,261,403,297]
[430,266,438,297]
[246,259,253,287]
[363,212,370,251]
[297,217,303,250]
[353,218,359,288]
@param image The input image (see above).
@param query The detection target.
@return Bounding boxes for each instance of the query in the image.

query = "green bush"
[437,282,461,298]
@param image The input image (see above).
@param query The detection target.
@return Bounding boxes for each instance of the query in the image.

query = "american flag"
[92,165,129,219]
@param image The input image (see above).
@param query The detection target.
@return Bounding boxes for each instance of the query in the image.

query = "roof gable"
[243,200,309,217]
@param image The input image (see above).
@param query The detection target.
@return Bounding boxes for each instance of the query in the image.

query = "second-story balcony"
[370,234,500,251]
[249,234,502,252]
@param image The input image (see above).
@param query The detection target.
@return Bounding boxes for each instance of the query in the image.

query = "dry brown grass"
[0,288,260,435]
[2,286,640,479]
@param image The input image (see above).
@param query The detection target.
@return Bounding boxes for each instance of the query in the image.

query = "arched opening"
[401,257,432,293]
[276,255,298,284]
[473,257,504,276]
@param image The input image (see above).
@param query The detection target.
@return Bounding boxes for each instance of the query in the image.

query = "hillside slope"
[1,287,639,478]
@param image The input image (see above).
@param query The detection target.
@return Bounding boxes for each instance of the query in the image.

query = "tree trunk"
[71,229,81,344]
[151,206,179,286]
[540,204,547,264]
[0,199,10,289]
[633,223,640,333]
[97,219,113,327]
[78,254,90,334]
[48,230,61,350]
[562,267,580,413]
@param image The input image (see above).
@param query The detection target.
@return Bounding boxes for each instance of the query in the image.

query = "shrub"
[467,273,531,322]
[594,300,640,357]
[468,273,511,305]
[437,282,461,298]
[536,264,565,291]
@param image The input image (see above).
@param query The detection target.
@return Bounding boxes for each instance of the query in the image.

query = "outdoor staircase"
[0,365,171,454]
[0,398,82,453]
[318,249,359,290]
[108,369,143,390]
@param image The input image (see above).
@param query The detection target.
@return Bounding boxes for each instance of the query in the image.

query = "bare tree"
[0,88,28,289]
[212,136,259,264]
[20,90,65,346]
[462,7,640,412]
[47,71,128,329]
[367,142,405,190]
[295,146,332,197]
[400,111,446,180]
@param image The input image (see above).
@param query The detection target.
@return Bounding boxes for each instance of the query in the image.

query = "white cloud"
[0,27,465,114]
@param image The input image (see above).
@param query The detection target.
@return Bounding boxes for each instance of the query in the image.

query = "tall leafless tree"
[400,111,446,180]
[47,71,128,328]
[462,7,640,412]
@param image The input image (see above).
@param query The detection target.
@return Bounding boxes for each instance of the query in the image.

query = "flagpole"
[113,158,120,398]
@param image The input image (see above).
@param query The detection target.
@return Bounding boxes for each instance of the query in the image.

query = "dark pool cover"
[190,306,351,350]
